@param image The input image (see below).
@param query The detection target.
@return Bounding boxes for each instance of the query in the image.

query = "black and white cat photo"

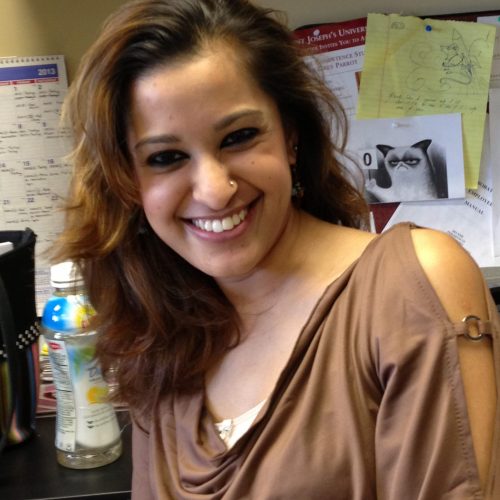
[365,139,448,203]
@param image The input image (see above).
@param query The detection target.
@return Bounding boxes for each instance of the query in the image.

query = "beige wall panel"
[0,0,125,80]
[255,0,500,28]
[1,0,499,81]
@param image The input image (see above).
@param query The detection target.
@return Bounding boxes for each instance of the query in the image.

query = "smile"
[192,208,248,233]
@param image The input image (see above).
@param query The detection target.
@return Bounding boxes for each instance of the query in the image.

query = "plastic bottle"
[41,261,122,469]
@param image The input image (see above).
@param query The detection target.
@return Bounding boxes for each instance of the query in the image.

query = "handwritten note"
[0,56,72,313]
[357,14,495,188]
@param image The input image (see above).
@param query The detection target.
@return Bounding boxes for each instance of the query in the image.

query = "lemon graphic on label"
[87,385,109,404]
[74,303,95,329]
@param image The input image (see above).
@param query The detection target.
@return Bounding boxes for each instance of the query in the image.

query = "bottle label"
[47,335,120,452]
[47,339,76,450]
[42,294,95,332]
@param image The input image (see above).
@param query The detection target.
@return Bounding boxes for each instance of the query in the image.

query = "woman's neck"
[215,211,338,320]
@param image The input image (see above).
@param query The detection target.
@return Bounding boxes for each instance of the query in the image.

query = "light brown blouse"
[132,223,500,499]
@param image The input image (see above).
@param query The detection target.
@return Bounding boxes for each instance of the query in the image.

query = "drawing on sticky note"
[441,31,479,87]
[406,29,490,94]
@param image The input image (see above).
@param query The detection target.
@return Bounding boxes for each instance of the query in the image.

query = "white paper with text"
[0,55,72,313]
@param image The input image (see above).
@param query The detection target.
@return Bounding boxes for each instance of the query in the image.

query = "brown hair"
[56,0,368,415]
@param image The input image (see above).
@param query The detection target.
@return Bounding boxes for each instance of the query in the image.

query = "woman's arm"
[411,228,497,491]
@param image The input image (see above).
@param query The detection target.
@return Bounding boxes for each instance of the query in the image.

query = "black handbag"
[0,228,40,453]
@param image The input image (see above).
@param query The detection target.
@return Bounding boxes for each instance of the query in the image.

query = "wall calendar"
[0,55,72,313]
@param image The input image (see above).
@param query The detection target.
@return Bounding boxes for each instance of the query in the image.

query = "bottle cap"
[50,261,85,288]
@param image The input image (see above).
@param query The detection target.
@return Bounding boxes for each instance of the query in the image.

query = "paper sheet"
[348,113,465,203]
[0,56,72,314]
[357,13,496,188]
[294,19,367,189]
[305,57,360,120]
[385,120,499,269]
[295,19,366,123]
[477,15,500,88]
[489,89,500,258]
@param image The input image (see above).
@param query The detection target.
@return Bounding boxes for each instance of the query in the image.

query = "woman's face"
[127,44,297,281]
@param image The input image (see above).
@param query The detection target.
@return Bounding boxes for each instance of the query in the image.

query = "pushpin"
[425,24,432,32]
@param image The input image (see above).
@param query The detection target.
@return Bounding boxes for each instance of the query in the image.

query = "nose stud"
[229,179,237,188]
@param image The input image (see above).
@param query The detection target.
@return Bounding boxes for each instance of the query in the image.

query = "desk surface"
[0,410,132,500]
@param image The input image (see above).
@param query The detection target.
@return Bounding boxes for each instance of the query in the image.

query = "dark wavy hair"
[55,0,368,415]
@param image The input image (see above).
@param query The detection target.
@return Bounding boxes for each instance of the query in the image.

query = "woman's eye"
[221,128,258,148]
[146,150,188,168]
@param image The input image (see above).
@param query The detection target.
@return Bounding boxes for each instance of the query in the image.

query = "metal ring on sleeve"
[462,315,484,342]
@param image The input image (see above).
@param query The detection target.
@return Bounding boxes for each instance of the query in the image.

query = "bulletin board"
[294,10,500,284]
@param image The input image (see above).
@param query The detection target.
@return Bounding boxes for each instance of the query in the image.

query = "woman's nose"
[191,155,235,210]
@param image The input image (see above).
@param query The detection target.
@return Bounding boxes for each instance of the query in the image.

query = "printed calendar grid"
[0,55,72,314]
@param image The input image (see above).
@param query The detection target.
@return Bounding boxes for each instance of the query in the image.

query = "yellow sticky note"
[357,14,495,188]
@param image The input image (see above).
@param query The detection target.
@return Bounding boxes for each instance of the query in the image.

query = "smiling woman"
[52,1,499,499]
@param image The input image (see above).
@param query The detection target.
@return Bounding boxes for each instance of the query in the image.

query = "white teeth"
[193,208,248,233]
[212,220,223,233]
[222,217,234,230]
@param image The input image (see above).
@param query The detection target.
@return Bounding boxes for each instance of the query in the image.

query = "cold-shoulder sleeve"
[361,225,500,499]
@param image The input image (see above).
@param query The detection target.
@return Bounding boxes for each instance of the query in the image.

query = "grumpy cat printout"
[348,113,466,203]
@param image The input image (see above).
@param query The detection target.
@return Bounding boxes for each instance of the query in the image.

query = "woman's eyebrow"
[213,109,264,131]
[134,133,179,151]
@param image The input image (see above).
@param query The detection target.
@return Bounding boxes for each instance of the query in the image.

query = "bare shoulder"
[410,231,496,490]
[410,227,488,322]
[311,215,375,246]
[326,224,377,272]
[304,216,376,277]
[331,224,377,252]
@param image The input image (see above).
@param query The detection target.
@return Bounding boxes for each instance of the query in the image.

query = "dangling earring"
[291,145,304,199]
[291,167,304,199]
[137,210,149,235]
